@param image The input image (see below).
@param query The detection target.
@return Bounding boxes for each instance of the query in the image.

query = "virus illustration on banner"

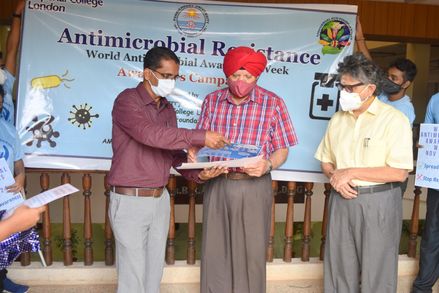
[31,70,75,89]
[25,115,60,148]
[317,18,352,55]
[68,103,99,129]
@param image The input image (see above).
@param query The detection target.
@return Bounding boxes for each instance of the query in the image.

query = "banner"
[415,124,439,189]
[16,0,357,182]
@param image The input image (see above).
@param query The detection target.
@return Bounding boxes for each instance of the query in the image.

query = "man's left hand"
[330,168,358,199]
[242,158,270,177]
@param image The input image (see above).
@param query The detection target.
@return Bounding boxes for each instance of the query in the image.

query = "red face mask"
[227,79,256,98]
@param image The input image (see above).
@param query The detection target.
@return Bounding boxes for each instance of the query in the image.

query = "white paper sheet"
[0,158,24,211]
[2,183,79,219]
[178,155,263,170]
[415,123,439,189]
[24,184,79,208]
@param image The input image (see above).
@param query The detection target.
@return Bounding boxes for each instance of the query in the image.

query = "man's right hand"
[9,205,45,232]
[187,147,199,163]
[205,131,229,149]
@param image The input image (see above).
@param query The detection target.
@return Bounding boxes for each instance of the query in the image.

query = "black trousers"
[412,188,439,293]
[0,268,6,292]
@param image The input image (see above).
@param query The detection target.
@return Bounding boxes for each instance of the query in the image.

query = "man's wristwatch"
[266,159,273,174]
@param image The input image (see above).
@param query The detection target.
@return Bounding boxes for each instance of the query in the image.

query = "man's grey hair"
[337,53,385,96]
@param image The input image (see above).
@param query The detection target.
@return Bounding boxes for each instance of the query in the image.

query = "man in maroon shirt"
[107,46,228,293]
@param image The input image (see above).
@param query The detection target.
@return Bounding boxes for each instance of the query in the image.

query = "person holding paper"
[315,53,413,293]
[107,46,228,293]
[412,92,439,293]
[0,86,24,195]
[193,46,298,293]
[0,205,44,242]
[0,84,34,293]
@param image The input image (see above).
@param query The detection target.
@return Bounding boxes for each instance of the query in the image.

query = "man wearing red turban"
[222,46,267,78]
[193,46,298,293]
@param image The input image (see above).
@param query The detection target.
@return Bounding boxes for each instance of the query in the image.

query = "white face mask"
[0,69,6,85]
[148,71,176,97]
[339,85,370,111]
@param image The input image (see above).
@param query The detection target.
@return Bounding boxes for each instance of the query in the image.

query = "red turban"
[223,46,267,78]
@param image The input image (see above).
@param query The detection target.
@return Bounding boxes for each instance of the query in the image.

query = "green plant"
[54,228,80,261]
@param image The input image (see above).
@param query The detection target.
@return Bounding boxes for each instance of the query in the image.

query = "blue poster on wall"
[16,0,356,181]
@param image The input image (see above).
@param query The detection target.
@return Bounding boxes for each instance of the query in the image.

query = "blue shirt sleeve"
[425,93,439,124]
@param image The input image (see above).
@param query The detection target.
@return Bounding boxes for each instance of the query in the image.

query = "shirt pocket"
[361,138,387,167]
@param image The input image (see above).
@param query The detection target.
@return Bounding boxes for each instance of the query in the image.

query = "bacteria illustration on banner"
[31,70,75,89]
[25,115,60,148]
[68,103,100,129]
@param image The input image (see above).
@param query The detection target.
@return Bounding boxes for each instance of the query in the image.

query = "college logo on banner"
[317,17,353,55]
[174,5,209,37]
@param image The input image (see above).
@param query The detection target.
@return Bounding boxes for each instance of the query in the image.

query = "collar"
[380,93,411,103]
[348,96,380,117]
[364,96,381,116]
[394,94,411,103]
[135,82,170,109]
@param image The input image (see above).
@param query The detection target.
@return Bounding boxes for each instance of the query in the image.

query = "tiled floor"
[27,281,324,293]
[26,279,439,293]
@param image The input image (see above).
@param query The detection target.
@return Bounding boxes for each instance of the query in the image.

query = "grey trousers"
[200,174,272,293]
[109,189,170,293]
[324,186,402,293]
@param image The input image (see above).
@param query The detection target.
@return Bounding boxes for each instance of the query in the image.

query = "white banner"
[17,0,357,182]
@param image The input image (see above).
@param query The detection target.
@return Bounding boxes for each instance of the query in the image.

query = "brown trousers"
[200,174,272,293]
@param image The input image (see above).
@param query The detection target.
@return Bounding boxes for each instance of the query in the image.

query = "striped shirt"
[196,85,298,159]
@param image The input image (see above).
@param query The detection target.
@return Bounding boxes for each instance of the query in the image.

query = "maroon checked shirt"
[108,83,206,188]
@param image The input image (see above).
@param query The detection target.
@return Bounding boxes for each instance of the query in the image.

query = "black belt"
[355,182,401,195]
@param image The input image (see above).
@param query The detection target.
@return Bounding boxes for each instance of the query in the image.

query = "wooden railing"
[18,169,423,267]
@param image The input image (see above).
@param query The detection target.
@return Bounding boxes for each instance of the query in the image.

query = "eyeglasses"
[150,69,180,81]
[336,82,364,93]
